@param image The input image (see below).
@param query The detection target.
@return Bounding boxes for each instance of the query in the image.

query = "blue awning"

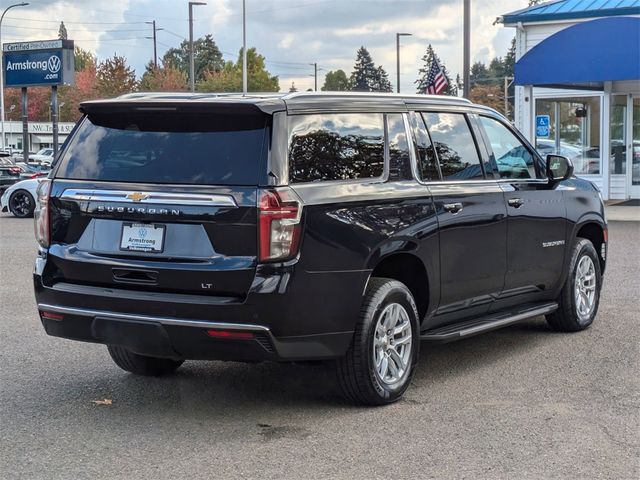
[515,17,640,87]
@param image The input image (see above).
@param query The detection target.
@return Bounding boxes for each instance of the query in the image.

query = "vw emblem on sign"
[47,55,61,73]
[139,228,147,238]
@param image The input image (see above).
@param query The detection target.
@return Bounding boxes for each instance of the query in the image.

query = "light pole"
[0,2,29,151]
[242,0,247,94]
[311,62,318,91]
[146,20,164,69]
[188,2,206,92]
[463,0,470,99]
[395,32,412,93]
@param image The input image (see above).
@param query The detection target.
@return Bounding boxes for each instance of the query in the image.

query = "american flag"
[425,58,448,95]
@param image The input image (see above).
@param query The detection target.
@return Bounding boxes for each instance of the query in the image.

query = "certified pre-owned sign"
[2,39,74,87]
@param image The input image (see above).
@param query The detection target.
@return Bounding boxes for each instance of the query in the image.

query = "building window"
[535,96,601,175]
[611,95,627,175]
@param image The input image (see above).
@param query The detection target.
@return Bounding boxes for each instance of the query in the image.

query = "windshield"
[56,111,269,185]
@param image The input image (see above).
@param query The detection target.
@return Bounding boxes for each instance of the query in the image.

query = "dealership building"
[2,120,75,153]
[499,0,640,200]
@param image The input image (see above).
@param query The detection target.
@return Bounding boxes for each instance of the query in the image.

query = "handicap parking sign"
[536,115,550,138]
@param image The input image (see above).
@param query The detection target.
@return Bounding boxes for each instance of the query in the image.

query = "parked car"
[33,92,607,405]
[1,177,41,217]
[16,163,51,180]
[30,148,54,165]
[0,155,22,193]
[535,139,600,174]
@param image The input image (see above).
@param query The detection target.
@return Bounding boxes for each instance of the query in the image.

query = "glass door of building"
[629,96,640,199]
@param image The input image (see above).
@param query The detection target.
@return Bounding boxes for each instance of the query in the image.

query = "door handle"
[508,198,524,208]
[443,202,463,214]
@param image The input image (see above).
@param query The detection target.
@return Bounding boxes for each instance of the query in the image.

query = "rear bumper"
[37,303,352,361]
[33,260,366,360]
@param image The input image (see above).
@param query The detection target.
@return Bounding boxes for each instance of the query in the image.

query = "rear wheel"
[546,238,602,332]
[107,345,184,376]
[9,190,35,218]
[337,278,419,406]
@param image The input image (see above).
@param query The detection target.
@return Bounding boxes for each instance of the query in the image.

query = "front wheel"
[546,238,602,332]
[9,190,35,218]
[337,278,419,406]
[107,345,184,376]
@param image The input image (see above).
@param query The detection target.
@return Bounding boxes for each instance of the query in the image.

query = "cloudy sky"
[2,0,527,92]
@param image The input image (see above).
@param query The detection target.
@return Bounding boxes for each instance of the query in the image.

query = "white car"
[0,177,41,218]
[30,148,55,165]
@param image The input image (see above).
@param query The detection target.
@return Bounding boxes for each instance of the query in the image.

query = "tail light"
[34,179,52,248]
[9,167,20,175]
[258,187,303,262]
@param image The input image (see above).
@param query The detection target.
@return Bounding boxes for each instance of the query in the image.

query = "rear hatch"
[45,102,271,299]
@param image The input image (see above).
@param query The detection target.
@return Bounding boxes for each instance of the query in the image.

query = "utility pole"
[395,32,412,93]
[463,0,471,99]
[242,0,247,94]
[312,63,318,91]
[0,2,30,151]
[188,2,206,92]
[146,20,163,69]
[504,76,514,119]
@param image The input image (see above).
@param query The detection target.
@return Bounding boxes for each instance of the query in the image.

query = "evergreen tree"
[488,57,506,80]
[372,66,392,92]
[504,38,516,78]
[415,44,456,95]
[58,21,68,40]
[289,82,298,93]
[73,47,96,72]
[162,34,224,83]
[470,61,489,86]
[350,47,379,92]
[321,69,350,91]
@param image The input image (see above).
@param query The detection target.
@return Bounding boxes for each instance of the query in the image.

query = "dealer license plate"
[120,223,166,252]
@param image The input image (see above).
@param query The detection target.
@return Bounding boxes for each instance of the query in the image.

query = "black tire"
[9,189,35,218]
[337,278,420,406]
[107,345,184,376]
[546,238,602,332]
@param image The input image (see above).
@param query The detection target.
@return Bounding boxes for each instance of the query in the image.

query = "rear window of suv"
[56,111,269,185]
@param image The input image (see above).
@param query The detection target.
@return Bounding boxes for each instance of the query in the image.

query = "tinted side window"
[479,116,535,179]
[288,113,384,183]
[386,114,412,181]
[409,111,440,181]
[422,112,484,180]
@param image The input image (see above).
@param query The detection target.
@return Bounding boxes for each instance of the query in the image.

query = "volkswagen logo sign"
[138,227,147,238]
[47,55,61,74]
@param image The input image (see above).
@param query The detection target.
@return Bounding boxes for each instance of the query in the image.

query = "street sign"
[2,39,74,87]
[536,115,550,138]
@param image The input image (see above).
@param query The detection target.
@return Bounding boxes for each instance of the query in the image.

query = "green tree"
[372,66,392,92]
[162,34,224,83]
[197,48,279,93]
[470,61,489,86]
[74,46,96,72]
[504,37,516,78]
[350,47,390,92]
[321,69,350,91]
[415,44,456,95]
[96,55,137,97]
[139,60,187,91]
[488,57,506,80]
[58,21,68,40]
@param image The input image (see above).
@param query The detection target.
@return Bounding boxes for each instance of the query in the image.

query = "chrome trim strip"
[37,303,270,332]
[59,189,238,207]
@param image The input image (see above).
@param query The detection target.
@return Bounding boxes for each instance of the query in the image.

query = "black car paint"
[34,93,607,362]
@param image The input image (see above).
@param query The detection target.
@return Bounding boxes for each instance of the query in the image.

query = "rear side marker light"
[40,311,64,321]
[206,330,255,340]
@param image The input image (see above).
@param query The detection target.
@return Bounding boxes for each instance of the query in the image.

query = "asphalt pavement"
[0,214,638,480]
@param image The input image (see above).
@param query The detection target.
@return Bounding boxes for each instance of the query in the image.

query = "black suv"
[33,92,607,405]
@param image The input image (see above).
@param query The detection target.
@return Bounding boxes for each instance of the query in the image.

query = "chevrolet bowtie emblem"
[126,192,150,202]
